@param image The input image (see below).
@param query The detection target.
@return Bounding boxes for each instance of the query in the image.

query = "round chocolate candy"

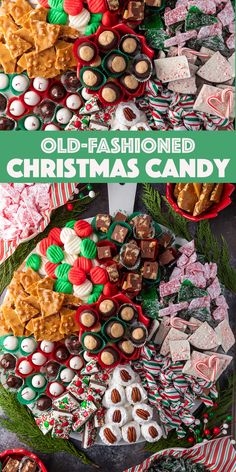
[32,374,47,389]
[33,77,49,92]
[118,339,135,356]
[40,340,55,354]
[62,71,80,92]
[100,83,121,104]
[60,367,75,383]
[97,30,118,51]
[31,352,47,366]
[118,304,136,323]
[3,336,18,351]
[45,361,60,378]
[66,94,82,110]
[120,74,139,93]
[48,381,64,397]
[65,334,81,355]
[79,309,97,328]
[130,325,147,346]
[0,353,16,370]
[24,116,41,130]
[37,100,56,120]
[120,35,140,56]
[105,320,125,340]
[83,334,102,352]
[24,91,41,107]
[36,394,52,411]
[98,299,116,319]
[21,387,36,401]
[77,42,97,63]
[48,83,67,101]
[100,347,119,366]
[11,75,29,93]
[106,53,127,75]
[55,346,70,362]
[20,338,36,354]
[6,374,23,389]
[132,56,152,81]
[69,355,83,371]
[18,359,33,375]
[0,93,7,112]
[9,99,25,117]
[55,107,72,125]
[0,116,15,130]
[81,68,103,89]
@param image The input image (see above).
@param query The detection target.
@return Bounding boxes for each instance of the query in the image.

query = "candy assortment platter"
[0,0,234,131]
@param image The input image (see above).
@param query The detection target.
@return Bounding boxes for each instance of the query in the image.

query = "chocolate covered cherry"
[65,335,81,354]
[0,117,15,130]
[38,100,56,120]
[55,346,70,362]
[36,395,52,411]
[6,374,23,389]
[0,353,16,370]
[45,361,60,378]
[63,71,80,92]
[0,93,7,112]
[49,83,66,101]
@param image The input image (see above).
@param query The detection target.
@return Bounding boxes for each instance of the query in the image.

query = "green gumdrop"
[65,220,76,228]
[85,23,100,36]
[26,253,41,271]
[54,279,73,294]
[80,238,97,259]
[47,244,64,263]
[48,0,64,10]
[47,9,68,25]
[55,263,71,281]
[90,13,102,22]
[185,6,217,31]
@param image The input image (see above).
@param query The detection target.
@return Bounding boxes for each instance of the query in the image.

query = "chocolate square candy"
[114,211,127,222]
[20,458,37,472]
[97,245,112,260]
[133,215,153,239]
[121,243,140,268]
[145,0,161,6]
[111,224,129,243]
[96,214,112,233]
[3,458,20,472]
[143,261,159,280]
[122,273,142,292]
[140,239,158,259]
[124,1,145,21]
[159,248,176,266]
[106,264,119,283]
[158,232,173,248]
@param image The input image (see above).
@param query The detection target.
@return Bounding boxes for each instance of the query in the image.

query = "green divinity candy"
[65,220,77,229]
[47,8,68,25]
[185,6,217,31]
[26,254,41,271]
[55,263,71,281]
[46,244,64,264]
[54,279,73,294]
[80,238,97,259]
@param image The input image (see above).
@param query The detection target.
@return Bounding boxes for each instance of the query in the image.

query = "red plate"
[0,449,47,472]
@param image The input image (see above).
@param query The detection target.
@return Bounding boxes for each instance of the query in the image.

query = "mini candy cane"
[178,46,210,58]
[170,318,199,330]
[207,88,234,119]
[195,355,220,382]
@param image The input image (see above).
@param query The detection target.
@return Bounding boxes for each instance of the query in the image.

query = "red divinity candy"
[38,0,49,7]
[74,220,93,238]
[63,0,83,15]
[48,227,63,246]
[68,267,86,285]
[87,0,107,13]
[102,11,119,26]
[39,236,56,256]
[90,266,108,284]
[45,261,59,279]
[73,256,93,272]
[103,281,118,297]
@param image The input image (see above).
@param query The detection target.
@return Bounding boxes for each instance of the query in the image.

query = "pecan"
[131,387,141,403]
[127,426,137,443]
[112,410,122,423]
[104,427,117,444]
[148,426,158,438]
[136,409,150,420]
[111,388,121,403]
[120,369,132,382]
[123,107,136,121]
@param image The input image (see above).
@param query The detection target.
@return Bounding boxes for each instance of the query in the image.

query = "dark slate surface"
[0,183,235,472]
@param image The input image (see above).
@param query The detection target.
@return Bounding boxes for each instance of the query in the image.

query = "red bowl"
[166,183,235,222]
[0,449,47,472]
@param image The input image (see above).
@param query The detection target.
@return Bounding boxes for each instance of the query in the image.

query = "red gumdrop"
[103,282,118,297]
[90,266,108,285]
[48,227,63,246]
[74,220,93,238]
[102,10,119,26]
[87,0,107,13]
[45,261,59,279]
[73,256,93,272]
[63,0,83,16]
[39,236,55,256]
[68,267,86,285]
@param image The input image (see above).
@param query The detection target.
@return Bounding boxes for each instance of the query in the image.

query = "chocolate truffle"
[105,320,125,340]
[63,71,80,92]
[106,53,127,75]
[143,261,158,280]
[0,116,15,130]
[37,100,56,120]
[6,374,23,389]
[0,93,7,112]
[98,299,116,319]
[101,83,122,104]
[96,213,112,233]
[100,347,119,366]
[118,304,136,323]
[77,42,97,63]
[121,242,140,268]
[97,30,118,51]
[65,335,81,354]
[55,346,70,362]
[36,395,52,411]
[0,353,16,370]
[45,361,60,378]
[140,239,158,259]
[83,334,102,351]
[79,309,97,328]
[120,74,139,92]
[111,224,129,243]
[97,246,112,260]
[48,83,66,101]
[120,35,139,55]
[133,56,152,81]
[118,339,135,356]
[130,325,147,346]
[82,68,103,89]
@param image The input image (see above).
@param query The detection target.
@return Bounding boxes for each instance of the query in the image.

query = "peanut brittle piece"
[5,32,32,59]
[2,305,25,336]
[210,184,224,203]
[26,281,39,297]
[0,14,18,34]
[193,183,215,216]
[16,64,25,73]
[37,276,54,291]
[38,288,64,317]
[25,47,58,78]
[14,27,35,46]
[30,20,60,52]
[8,279,26,302]
[177,184,198,214]
[59,307,80,335]
[32,313,63,341]
[0,43,16,73]
[59,25,80,39]
[63,293,81,308]
[15,295,39,323]
[25,318,34,334]
[9,0,32,24]
[21,7,48,29]
[0,309,10,335]
[55,42,77,71]
[17,53,27,69]
[174,183,185,199]
[1,0,12,15]
[193,183,202,199]
[19,268,41,290]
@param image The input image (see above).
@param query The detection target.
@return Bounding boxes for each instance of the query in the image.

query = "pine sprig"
[0,386,98,467]
[142,185,236,294]
[0,193,98,294]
